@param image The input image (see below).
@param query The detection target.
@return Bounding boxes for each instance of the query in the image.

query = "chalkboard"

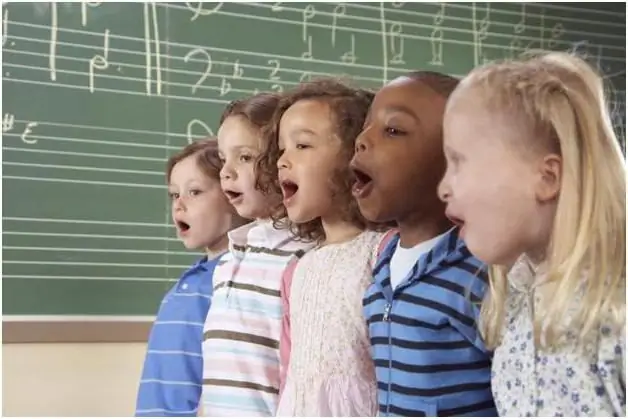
[2,2,625,330]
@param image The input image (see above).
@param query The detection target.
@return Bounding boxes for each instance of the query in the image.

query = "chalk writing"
[185,2,223,22]
[232,60,243,78]
[49,2,57,81]
[21,122,38,144]
[340,34,356,64]
[81,2,101,27]
[184,48,213,94]
[268,59,281,81]
[89,29,110,93]
[331,4,346,47]
[388,22,405,65]
[302,5,315,42]
[186,119,213,144]
[2,113,15,132]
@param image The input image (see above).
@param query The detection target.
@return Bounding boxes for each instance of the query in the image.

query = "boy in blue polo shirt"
[135,138,246,417]
[350,72,496,416]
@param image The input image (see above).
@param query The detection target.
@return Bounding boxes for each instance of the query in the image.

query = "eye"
[168,191,179,200]
[218,156,226,164]
[384,126,406,137]
[189,189,202,197]
[296,143,310,150]
[239,153,253,163]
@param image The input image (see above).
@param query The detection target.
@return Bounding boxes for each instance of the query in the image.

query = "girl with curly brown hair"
[256,78,394,416]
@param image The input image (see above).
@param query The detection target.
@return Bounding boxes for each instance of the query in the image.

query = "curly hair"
[256,78,385,243]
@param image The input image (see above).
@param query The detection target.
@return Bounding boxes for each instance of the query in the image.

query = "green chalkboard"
[2,2,625,318]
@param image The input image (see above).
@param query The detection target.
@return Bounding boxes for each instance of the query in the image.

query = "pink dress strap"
[279,257,299,397]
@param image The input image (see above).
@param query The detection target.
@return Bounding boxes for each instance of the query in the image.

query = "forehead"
[170,153,205,181]
[371,76,443,116]
[280,99,332,134]
[217,115,261,151]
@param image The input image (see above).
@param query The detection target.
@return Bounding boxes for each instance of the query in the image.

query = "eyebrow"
[384,105,419,121]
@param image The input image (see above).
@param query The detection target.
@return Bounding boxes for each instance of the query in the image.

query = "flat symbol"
[10,41,14,46]
[5,72,9,76]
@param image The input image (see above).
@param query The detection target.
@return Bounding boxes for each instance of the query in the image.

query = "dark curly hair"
[256,77,387,243]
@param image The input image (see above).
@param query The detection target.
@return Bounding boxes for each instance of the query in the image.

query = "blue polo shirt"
[135,255,221,417]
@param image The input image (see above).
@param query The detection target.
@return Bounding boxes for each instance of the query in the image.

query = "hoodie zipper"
[383,301,393,415]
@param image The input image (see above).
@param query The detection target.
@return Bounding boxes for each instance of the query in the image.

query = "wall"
[3,342,147,417]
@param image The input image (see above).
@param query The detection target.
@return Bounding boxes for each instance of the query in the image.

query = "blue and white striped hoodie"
[363,227,497,416]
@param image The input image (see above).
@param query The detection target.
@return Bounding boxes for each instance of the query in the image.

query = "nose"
[354,127,370,154]
[277,150,290,170]
[437,174,451,203]
[172,196,186,212]
[220,161,235,181]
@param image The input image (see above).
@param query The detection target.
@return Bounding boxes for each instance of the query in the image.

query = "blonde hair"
[456,51,626,349]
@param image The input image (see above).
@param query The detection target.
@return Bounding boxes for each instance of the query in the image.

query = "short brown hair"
[219,92,282,130]
[165,137,222,183]
[256,78,384,243]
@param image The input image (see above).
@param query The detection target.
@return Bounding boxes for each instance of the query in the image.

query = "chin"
[286,208,314,224]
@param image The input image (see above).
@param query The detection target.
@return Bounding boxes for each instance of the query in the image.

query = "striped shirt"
[364,228,497,417]
[136,255,220,417]
[201,220,314,416]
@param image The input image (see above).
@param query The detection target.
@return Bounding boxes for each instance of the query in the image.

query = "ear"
[535,153,562,202]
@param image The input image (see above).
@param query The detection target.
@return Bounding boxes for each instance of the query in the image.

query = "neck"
[320,215,363,246]
[396,211,452,248]
[205,234,229,259]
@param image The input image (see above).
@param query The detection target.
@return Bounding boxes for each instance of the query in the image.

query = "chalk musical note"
[331,3,346,47]
[340,34,356,64]
[271,84,283,93]
[220,78,231,96]
[2,113,15,132]
[272,2,283,12]
[232,60,243,78]
[302,4,316,42]
[21,122,38,144]
[267,59,281,81]
[302,35,313,60]
[548,22,564,48]
[81,2,101,27]
[514,3,525,34]
[184,48,213,94]
[185,2,223,22]
[429,28,444,66]
[434,3,445,25]
[388,22,405,65]
[391,2,404,8]
[89,29,110,93]
[300,72,312,82]
[49,2,57,81]
[186,119,213,144]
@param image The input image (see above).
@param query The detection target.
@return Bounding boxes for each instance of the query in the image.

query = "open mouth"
[351,167,374,197]
[224,190,243,201]
[280,180,299,201]
[176,220,190,233]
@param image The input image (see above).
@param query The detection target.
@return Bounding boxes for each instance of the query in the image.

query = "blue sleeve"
[135,284,201,417]
[446,257,491,354]
[135,258,218,416]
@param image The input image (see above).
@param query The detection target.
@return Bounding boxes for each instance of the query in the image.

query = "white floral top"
[492,256,626,417]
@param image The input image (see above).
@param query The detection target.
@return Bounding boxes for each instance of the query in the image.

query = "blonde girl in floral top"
[438,51,625,416]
